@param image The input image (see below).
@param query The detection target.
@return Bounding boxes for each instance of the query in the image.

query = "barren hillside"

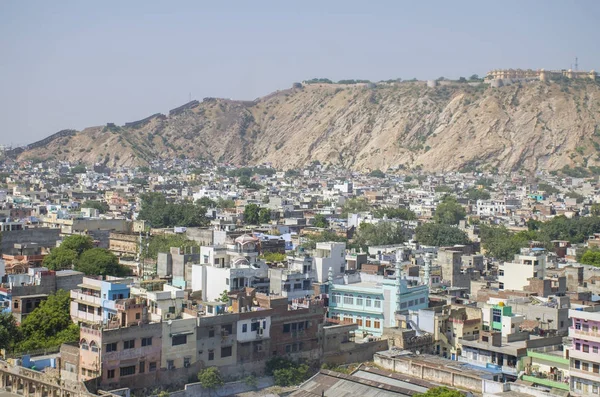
[14,79,600,173]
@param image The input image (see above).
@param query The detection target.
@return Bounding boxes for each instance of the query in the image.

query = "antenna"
[575,57,578,72]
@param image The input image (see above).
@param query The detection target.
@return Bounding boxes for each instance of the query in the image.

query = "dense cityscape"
[0,156,598,396]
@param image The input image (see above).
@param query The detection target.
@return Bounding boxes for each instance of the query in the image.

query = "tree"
[147,234,199,260]
[369,169,385,178]
[301,231,347,250]
[197,367,224,391]
[218,290,230,303]
[18,290,80,352]
[416,386,463,397]
[591,203,600,216]
[469,74,480,81]
[76,248,127,276]
[354,222,405,249]
[464,187,491,201]
[580,250,600,267]
[43,247,78,270]
[415,223,470,247]
[244,204,260,224]
[434,196,466,225]
[196,197,216,208]
[0,312,21,351]
[258,208,271,224]
[216,198,235,209]
[262,252,287,263]
[373,207,417,220]
[138,192,208,228]
[313,214,330,228]
[81,200,109,214]
[70,164,86,174]
[266,357,311,386]
[61,235,94,256]
[458,77,467,83]
[340,198,370,217]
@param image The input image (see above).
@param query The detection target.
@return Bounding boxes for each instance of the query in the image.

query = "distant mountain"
[12,79,600,173]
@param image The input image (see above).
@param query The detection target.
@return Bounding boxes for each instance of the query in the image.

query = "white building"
[314,242,346,283]
[476,200,507,217]
[498,248,546,291]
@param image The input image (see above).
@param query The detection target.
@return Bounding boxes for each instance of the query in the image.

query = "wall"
[323,340,389,365]
[162,376,274,397]
[1,228,60,252]
[161,318,197,370]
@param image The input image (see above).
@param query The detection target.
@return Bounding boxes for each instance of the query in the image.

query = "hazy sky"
[1,0,599,146]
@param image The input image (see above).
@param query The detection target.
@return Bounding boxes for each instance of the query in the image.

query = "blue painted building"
[328,263,429,337]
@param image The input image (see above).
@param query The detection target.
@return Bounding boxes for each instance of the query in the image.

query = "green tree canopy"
[434,196,466,225]
[464,187,491,201]
[147,234,199,260]
[374,207,417,220]
[301,231,347,250]
[369,169,385,178]
[354,222,404,248]
[81,200,109,214]
[0,313,21,351]
[76,248,127,276]
[340,198,370,217]
[580,250,600,267]
[138,192,208,228]
[18,290,80,352]
[266,357,311,386]
[216,198,236,209]
[416,386,464,397]
[258,208,271,224]
[197,367,224,390]
[244,204,260,225]
[415,223,470,247]
[196,197,216,208]
[61,235,94,256]
[43,247,78,271]
[313,214,330,228]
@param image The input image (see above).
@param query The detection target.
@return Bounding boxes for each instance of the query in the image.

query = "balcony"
[71,290,102,306]
[570,327,600,343]
[521,375,570,391]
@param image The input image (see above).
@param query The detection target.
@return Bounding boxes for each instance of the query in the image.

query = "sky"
[1,0,599,146]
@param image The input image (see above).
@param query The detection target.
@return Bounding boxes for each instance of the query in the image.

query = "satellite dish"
[167,320,173,326]
[415,350,420,355]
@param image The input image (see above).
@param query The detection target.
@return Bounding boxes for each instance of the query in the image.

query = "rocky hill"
[13,79,600,173]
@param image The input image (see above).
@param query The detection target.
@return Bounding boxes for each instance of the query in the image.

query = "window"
[221,346,232,358]
[90,341,98,353]
[167,360,175,369]
[81,341,89,351]
[374,299,381,309]
[576,342,581,350]
[107,369,115,379]
[285,344,291,353]
[135,313,140,320]
[582,362,589,371]
[340,266,344,274]
[499,270,504,276]
[251,322,259,332]
[141,337,152,347]
[169,306,175,314]
[226,278,230,285]
[365,317,372,328]
[208,350,214,361]
[13,302,18,309]
[498,282,504,290]
[283,324,290,333]
[343,294,353,305]
[243,324,248,333]
[356,318,363,326]
[119,366,136,377]
[593,364,599,373]
[172,334,187,346]
[575,322,582,330]
[124,340,135,349]
[420,297,425,304]
[400,302,407,309]
[366,297,372,307]
[593,346,599,354]
[139,361,145,374]
[583,344,589,353]
[575,360,581,369]
[356,296,363,305]
[408,300,414,307]
[184,357,191,367]
[209,329,215,338]
[492,308,502,323]
[374,320,381,329]
[331,293,341,304]
[149,362,157,372]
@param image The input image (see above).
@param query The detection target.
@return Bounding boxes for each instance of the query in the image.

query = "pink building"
[569,309,600,395]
